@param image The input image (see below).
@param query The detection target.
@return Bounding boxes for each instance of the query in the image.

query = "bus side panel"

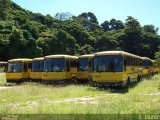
[30,72,43,80]
[92,72,123,82]
[43,72,67,81]
[77,71,89,80]
[22,71,31,79]
[6,73,22,80]
[142,69,149,76]
[70,67,77,78]
[125,66,141,81]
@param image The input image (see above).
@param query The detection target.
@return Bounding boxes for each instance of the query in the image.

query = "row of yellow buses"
[6,55,78,84]
[5,51,159,87]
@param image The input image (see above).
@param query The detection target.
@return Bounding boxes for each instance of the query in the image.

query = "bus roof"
[141,57,152,61]
[95,51,141,59]
[79,54,94,58]
[0,61,7,64]
[32,57,44,61]
[151,60,155,62]
[45,55,78,59]
[8,58,32,62]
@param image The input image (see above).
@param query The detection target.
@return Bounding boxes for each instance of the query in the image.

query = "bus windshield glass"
[142,60,149,68]
[93,55,123,72]
[44,58,65,72]
[8,62,22,73]
[78,58,88,71]
[32,61,44,72]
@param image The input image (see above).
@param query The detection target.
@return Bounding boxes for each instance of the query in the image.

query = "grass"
[0,73,6,85]
[0,73,160,119]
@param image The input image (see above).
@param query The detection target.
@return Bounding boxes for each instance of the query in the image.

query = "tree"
[95,33,118,52]
[78,12,98,24]
[120,16,142,55]
[76,12,100,31]
[125,16,141,32]
[0,0,11,20]
[53,29,77,55]
[101,19,124,31]
[80,44,94,55]
[155,52,160,67]
[9,28,25,58]
[143,25,158,34]
[22,21,46,39]
[101,21,110,31]
[63,20,93,46]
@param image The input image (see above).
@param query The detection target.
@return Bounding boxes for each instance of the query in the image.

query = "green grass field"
[0,73,160,120]
[0,73,6,85]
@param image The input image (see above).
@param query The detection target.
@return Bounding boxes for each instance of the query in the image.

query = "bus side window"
[24,63,28,72]
[66,59,70,71]
[124,57,127,71]
[88,59,91,67]
[88,58,92,71]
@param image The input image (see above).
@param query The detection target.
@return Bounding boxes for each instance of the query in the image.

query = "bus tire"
[88,78,95,86]
[71,76,77,84]
[137,75,141,82]
[127,78,130,86]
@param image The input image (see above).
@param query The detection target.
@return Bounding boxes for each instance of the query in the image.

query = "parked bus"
[92,51,142,87]
[42,55,78,84]
[151,60,159,75]
[30,57,44,82]
[76,54,94,83]
[0,62,7,72]
[141,57,153,77]
[6,59,32,83]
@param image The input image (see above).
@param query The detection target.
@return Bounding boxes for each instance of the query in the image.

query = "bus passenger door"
[88,58,92,80]
[23,62,30,79]
[66,59,70,79]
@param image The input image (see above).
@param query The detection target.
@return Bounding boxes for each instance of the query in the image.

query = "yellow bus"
[42,55,78,84]
[6,58,32,83]
[30,57,44,82]
[141,57,153,77]
[0,62,7,72]
[76,54,94,83]
[151,60,159,75]
[92,51,142,87]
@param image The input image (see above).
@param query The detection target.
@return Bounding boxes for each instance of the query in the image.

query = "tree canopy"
[0,0,160,61]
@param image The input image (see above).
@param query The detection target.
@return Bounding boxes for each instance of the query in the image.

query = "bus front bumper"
[6,79,23,83]
[93,81,127,87]
[42,79,71,84]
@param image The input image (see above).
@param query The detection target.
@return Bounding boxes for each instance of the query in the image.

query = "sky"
[12,0,160,33]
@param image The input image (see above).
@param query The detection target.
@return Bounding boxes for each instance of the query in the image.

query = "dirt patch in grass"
[25,94,119,108]
[0,86,13,90]
[149,91,160,96]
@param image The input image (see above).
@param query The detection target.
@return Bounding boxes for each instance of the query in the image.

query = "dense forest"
[0,0,160,61]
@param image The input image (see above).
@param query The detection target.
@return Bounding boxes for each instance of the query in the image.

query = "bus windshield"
[32,61,44,72]
[142,60,149,68]
[78,58,88,71]
[8,62,22,73]
[93,55,123,72]
[44,58,65,72]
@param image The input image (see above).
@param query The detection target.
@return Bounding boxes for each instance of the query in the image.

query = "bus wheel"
[89,81,94,86]
[137,75,141,82]
[71,77,77,84]
[127,78,130,86]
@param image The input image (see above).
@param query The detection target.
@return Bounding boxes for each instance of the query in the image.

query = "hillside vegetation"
[0,0,160,61]
[0,73,160,119]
